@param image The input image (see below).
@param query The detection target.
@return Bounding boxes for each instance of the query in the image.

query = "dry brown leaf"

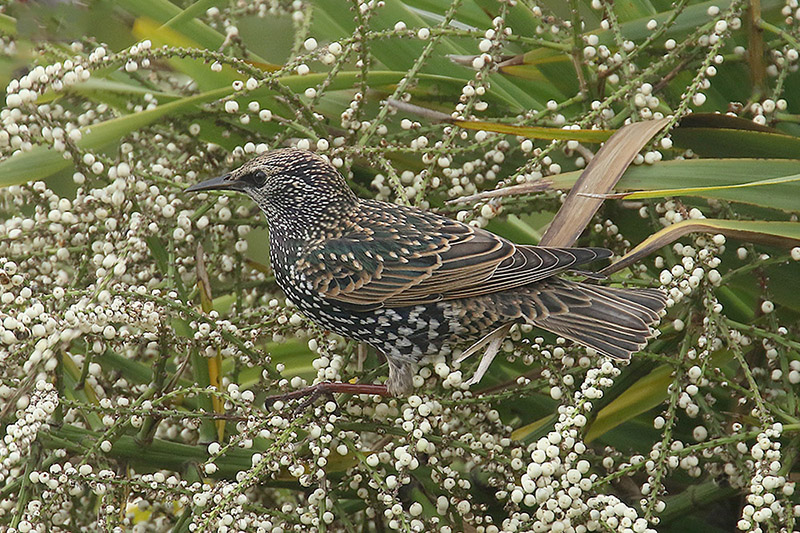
[446,179,557,205]
[539,118,671,247]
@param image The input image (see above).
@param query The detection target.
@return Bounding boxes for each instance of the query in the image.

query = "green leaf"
[604,219,800,275]
[511,414,554,441]
[61,353,104,430]
[96,349,155,384]
[59,77,182,101]
[0,68,475,188]
[497,49,572,91]
[161,0,226,30]
[672,113,800,158]
[592,173,800,201]
[312,0,545,111]
[0,13,17,35]
[451,118,614,142]
[115,0,228,51]
[406,0,494,28]
[146,237,171,275]
[131,16,279,90]
[0,86,230,187]
[133,17,237,90]
[452,159,800,213]
[585,352,732,442]
[613,159,800,212]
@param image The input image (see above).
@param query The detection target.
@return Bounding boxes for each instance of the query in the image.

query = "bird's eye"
[249,170,268,187]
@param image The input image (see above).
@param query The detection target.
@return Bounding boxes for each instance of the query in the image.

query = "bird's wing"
[294,201,610,309]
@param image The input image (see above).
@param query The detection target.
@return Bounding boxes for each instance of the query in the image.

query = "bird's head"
[186,148,358,234]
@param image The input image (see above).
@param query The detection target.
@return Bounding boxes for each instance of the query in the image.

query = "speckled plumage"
[188,148,667,395]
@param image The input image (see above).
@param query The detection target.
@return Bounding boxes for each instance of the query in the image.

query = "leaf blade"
[604,219,800,275]
[0,86,230,187]
[540,118,670,247]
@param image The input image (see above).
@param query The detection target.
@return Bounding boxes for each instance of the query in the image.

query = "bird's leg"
[356,342,368,372]
[264,381,391,411]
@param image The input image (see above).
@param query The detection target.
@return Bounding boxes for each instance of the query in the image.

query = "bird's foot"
[264,381,390,413]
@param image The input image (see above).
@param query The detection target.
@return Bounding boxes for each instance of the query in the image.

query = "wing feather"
[294,200,611,308]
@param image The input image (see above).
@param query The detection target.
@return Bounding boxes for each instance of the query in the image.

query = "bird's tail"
[529,278,667,359]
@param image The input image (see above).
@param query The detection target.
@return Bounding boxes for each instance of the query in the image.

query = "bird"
[186,148,667,396]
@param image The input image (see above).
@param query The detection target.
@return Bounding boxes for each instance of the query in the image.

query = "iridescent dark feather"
[296,202,611,308]
[188,148,667,395]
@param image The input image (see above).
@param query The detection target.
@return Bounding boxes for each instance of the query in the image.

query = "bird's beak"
[185,173,246,193]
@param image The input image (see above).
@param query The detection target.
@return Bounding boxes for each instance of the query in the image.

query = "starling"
[187,148,667,395]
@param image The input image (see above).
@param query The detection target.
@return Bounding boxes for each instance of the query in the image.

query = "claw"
[456,323,513,387]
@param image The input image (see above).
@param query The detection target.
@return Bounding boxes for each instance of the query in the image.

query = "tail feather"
[529,279,667,359]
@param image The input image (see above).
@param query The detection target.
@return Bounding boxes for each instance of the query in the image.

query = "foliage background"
[0,0,800,532]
